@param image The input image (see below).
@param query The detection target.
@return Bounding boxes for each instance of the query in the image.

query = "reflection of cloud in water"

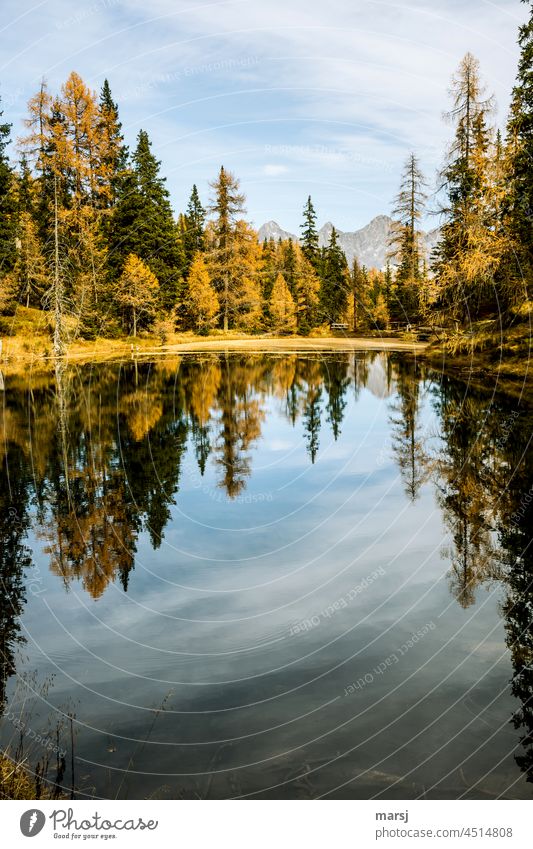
[1,352,532,799]
[364,353,395,400]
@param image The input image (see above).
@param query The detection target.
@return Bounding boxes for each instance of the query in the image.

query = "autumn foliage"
[0,4,532,346]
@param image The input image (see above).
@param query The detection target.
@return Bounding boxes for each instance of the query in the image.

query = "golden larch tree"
[115,254,160,337]
[185,253,219,331]
[270,272,297,334]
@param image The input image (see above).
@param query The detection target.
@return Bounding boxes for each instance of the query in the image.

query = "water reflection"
[0,352,531,797]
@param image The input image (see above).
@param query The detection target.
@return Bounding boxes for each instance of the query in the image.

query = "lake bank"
[0,331,428,374]
[1,306,530,389]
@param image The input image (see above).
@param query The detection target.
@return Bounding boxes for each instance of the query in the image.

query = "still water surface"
[1,351,532,798]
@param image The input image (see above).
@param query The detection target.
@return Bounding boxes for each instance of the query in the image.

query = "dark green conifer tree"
[303,382,322,463]
[259,237,278,310]
[0,94,17,275]
[281,238,298,299]
[505,0,533,291]
[389,153,427,323]
[183,184,206,269]
[17,155,34,216]
[351,257,367,332]
[98,79,128,209]
[322,356,350,440]
[110,130,184,309]
[319,227,349,322]
[300,195,319,269]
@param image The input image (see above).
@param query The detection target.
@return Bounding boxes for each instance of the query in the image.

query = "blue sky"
[0,0,526,232]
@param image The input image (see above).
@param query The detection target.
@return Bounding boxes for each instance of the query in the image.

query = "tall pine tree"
[110,130,184,310]
[505,0,533,295]
[434,53,498,320]
[97,79,127,209]
[0,92,17,276]
[300,195,319,269]
[389,152,427,322]
[183,184,206,269]
[319,227,349,322]
[207,166,246,330]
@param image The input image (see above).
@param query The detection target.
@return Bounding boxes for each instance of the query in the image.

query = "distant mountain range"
[257,215,440,270]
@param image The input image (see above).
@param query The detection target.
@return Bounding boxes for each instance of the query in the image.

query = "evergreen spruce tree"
[207,166,246,330]
[183,184,206,271]
[110,130,184,310]
[389,152,427,323]
[319,227,349,322]
[0,93,17,275]
[505,0,533,294]
[300,195,319,269]
[20,79,54,243]
[17,155,34,216]
[351,257,367,332]
[280,238,298,298]
[295,253,320,334]
[98,79,127,209]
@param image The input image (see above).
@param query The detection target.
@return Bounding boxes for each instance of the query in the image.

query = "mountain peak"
[257,214,439,270]
[257,221,297,242]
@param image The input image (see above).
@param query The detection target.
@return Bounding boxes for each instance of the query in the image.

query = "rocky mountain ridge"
[257,215,440,269]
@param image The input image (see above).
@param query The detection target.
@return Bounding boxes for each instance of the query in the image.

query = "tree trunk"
[224,274,229,332]
[53,177,65,358]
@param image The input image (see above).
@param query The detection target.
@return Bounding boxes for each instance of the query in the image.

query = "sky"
[0,0,527,232]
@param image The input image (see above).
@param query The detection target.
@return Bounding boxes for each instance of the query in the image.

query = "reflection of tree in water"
[322,355,350,441]
[213,355,265,497]
[119,368,187,549]
[390,357,430,502]
[0,444,30,712]
[431,377,533,783]
[495,406,533,782]
[2,353,533,791]
[39,365,137,597]
[31,362,188,597]
[432,379,499,607]
[301,359,322,464]
[182,357,221,475]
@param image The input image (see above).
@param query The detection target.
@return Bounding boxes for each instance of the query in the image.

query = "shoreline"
[0,334,428,372]
[1,332,530,404]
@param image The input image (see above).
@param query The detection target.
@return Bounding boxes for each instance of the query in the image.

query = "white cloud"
[0,0,526,229]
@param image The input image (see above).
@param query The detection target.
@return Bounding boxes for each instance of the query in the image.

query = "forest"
[0,3,531,350]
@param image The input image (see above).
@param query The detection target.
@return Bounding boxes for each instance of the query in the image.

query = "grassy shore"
[0,306,428,372]
[419,313,532,401]
[1,307,531,400]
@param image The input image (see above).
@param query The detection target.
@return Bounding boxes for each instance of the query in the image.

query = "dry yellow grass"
[0,754,38,800]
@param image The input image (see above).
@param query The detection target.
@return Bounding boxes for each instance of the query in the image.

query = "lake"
[1,350,532,799]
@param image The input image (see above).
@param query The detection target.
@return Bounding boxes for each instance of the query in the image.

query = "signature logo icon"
[20,809,46,837]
